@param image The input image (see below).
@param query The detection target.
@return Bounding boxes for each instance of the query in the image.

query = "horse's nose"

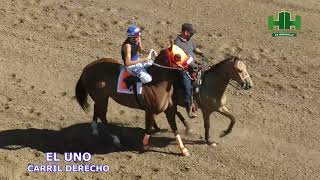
[246,78,253,90]
[244,83,252,90]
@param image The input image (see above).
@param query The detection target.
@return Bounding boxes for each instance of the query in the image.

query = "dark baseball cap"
[181,23,197,34]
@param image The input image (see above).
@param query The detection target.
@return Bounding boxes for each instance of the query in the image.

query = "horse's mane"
[148,48,169,70]
[206,56,237,73]
[153,49,166,63]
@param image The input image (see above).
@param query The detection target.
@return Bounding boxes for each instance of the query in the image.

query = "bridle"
[148,49,184,71]
[197,58,251,92]
[230,61,251,90]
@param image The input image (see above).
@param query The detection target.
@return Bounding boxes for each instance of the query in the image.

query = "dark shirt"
[174,35,197,67]
[121,38,140,64]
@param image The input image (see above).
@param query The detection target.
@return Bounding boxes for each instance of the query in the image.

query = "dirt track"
[0,0,320,179]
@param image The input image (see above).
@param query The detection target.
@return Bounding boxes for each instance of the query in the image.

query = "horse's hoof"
[143,145,150,151]
[153,128,161,134]
[219,131,226,138]
[111,135,121,148]
[181,147,190,156]
[185,128,193,136]
[188,114,197,119]
[92,130,99,136]
[113,142,121,149]
[219,130,232,137]
[183,151,190,156]
[206,141,217,147]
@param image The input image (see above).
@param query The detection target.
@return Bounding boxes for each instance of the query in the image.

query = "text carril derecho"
[27,152,109,172]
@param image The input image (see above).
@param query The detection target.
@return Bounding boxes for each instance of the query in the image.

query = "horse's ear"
[170,39,174,46]
[168,39,174,51]
[232,56,240,62]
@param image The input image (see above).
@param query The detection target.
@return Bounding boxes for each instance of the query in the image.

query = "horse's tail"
[75,75,90,113]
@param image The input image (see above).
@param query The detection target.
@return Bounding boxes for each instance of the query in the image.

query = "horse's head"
[153,40,190,70]
[228,56,253,90]
[147,42,188,82]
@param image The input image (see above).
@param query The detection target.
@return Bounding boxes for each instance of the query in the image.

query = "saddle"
[186,57,211,112]
[124,75,141,92]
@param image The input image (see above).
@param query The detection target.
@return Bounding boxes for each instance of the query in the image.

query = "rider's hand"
[183,65,189,71]
[142,58,150,62]
[199,52,205,57]
[137,36,143,47]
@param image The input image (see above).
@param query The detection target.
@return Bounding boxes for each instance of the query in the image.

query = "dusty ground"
[0,0,320,179]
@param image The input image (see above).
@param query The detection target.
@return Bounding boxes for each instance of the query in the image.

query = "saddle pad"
[117,67,142,94]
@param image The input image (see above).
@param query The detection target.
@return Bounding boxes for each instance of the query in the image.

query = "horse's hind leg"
[93,99,121,148]
[91,104,99,136]
[92,110,99,136]
[142,112,156,151]
[91,98,109,136]
[217,106,235,137]
[97,98,109,124]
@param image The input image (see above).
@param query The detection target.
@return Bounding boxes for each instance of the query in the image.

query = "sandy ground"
[0,0,320,179]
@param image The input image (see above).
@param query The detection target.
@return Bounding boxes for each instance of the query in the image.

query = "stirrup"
[188,111,197,118]
[187,108,197,118]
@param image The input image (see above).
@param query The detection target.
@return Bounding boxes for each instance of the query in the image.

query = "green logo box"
[268,11,301,37]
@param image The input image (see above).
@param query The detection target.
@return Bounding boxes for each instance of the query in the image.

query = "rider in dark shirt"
[174,23,205,118]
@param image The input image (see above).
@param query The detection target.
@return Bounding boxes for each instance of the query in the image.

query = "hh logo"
[268,11,301,37]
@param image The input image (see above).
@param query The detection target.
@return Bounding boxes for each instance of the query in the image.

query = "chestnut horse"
[170,56,253,146]
[75,45,192,156]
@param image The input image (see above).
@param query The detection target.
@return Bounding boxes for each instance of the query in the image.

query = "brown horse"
[169,56,253,146]
[75,45,192,156]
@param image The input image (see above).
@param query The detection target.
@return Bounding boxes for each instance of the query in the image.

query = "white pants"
[125,61,153,84]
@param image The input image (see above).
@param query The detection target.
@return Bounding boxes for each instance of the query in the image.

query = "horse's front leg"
[152,120,161,133]
[165,106,190,156]
[176,110,192,135]
[217,106,235,137]
[142,111,156,151]
[203,111,217,146]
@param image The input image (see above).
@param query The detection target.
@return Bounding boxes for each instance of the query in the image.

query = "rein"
[148,49,184,71]
[229,81,242,90]
[152,62,183,71]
